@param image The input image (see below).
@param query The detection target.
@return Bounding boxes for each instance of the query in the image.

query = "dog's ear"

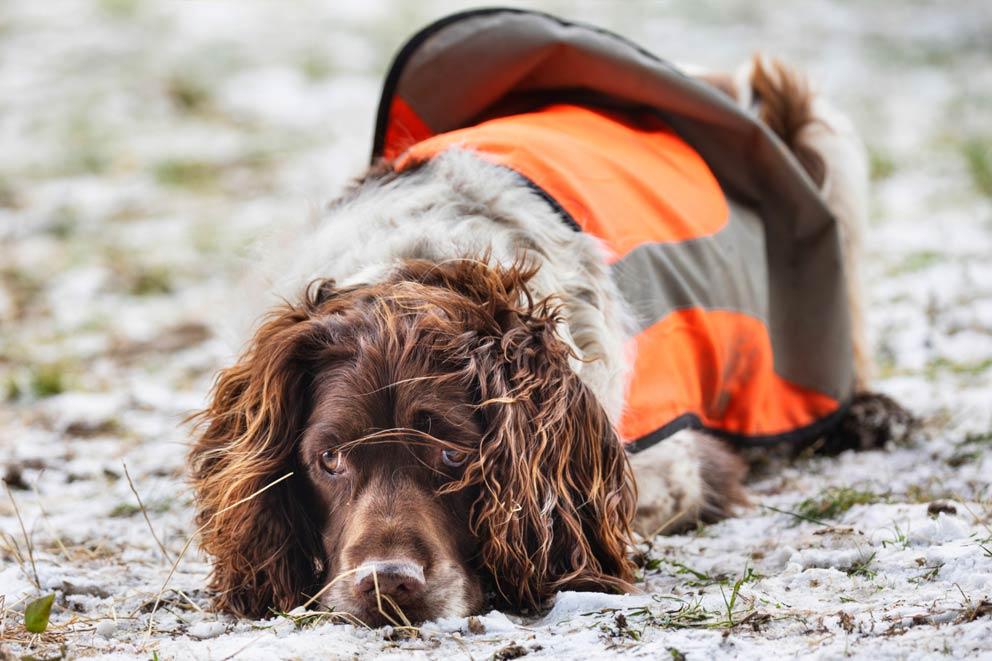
[428,260,637,610]
[188,294,333,617]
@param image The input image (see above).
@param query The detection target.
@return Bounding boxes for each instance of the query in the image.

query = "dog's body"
[263,56,867,531]
[191,11,893,626]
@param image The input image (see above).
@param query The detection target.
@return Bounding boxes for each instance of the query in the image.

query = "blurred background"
[1,0,990,423]
[2,0,991,513]
[0,0,990,655]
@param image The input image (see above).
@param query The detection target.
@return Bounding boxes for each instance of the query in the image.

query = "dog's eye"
[413,412,436,434]
[441,449,467,468]
[319,450,345,475]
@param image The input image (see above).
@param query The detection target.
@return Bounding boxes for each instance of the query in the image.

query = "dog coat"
[371,9,855,451]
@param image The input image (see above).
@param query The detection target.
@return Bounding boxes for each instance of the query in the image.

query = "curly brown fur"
[189,258,636,620]
[749,54,827,188]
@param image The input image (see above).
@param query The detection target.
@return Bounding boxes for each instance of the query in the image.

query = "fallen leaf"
[24,593,55,633]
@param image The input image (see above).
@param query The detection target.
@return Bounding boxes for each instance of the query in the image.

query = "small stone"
[2,465,29,490]
[466,616,485,634]
[493,643,528,660]
[188,621,225,640]
[62,580,112,598]
[927,501,957,517]
[95,620,116,638]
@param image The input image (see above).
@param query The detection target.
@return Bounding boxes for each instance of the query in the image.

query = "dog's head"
[189,259,636,624]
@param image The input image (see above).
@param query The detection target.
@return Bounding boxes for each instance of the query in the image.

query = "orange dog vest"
[371,9,855,451]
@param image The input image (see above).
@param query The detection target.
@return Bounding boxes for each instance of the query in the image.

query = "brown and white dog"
[189,27,903,624]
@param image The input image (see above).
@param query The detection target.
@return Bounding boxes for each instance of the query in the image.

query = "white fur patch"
[230,148,635,421]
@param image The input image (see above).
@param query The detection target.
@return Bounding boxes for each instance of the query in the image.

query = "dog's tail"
[749,57,921,452]
[696,57,916,452]
[744,56,871,390]
[701,56,871,391]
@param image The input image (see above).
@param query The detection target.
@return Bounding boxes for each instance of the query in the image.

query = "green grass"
[28,364,68,398]
[165,75,212,114]
[593,564,764,633]
[844,552,878,580]
[61,114,112,175]
[924,356,992,380]
[948,431,991,467]
[46,204,80,239]
[962,430,992,446]
[129,266,174,296]
[110,499,171,518]
[719,565,756,627]
[652,559,762,588]
[963,138,992,198]
[869,148,897,181]
[300,53,334,81]
[99,0,140,18]
[947,450,982,467]
[153,160,222,190]
[881,521,911,549]
[0,177,19,209]
[795,487,884,522]
[667,560,727,587]
[911,564,942,584]
[887,251,944,276]
[3,376,19,402]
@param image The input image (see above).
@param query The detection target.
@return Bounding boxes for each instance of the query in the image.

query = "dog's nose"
[353,560,426,604]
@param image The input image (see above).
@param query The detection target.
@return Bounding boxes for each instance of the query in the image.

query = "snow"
[1,0,991,659]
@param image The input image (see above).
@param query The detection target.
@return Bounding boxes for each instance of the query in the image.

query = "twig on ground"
[299,567,361,610]
[30,474,71,562]
[371,568,402,628]
[648,506,693,539]
[123,463,173,565]
[761,504,830,527]
[143,471,295,642]
[954,495,992,539]
[5,483,40,589]
[174,589,203,613]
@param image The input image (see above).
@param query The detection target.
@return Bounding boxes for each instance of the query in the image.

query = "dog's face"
[298,351,485,625]
[189,259,636,623]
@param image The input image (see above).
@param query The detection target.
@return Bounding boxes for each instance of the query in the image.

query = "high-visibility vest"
[371,9,854,451]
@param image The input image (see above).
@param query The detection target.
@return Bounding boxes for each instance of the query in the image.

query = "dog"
[188,9,907,625]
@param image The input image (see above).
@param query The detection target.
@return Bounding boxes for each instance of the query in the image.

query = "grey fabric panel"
[612,201,769,332]
[383,9,853,400]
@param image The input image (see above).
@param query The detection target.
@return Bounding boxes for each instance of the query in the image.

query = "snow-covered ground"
[1,1,990,658]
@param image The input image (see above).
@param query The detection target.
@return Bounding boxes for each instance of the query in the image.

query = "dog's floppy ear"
[416,259,637,609]
[188,286,337,617]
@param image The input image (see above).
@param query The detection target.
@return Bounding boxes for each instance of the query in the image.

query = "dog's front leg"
[629,430,748,536]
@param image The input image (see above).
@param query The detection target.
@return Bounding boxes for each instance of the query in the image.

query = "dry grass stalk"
[4,483,40,589]
[298,566,360,610]
[143,471,295,641]
[29,480,72,563]
[370,569,402,628]
[123,463,173,564]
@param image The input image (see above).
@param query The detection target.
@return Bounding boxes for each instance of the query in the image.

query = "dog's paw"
[818,391,918,454]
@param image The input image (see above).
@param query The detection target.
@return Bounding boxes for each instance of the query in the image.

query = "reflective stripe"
[612,200,768,332]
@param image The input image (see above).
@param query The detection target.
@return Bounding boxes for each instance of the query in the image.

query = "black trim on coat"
[371,6,691,163]
[624,397,852,454]
[372,8,524,162]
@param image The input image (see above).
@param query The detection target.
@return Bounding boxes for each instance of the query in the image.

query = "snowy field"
[1,1,991,658]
